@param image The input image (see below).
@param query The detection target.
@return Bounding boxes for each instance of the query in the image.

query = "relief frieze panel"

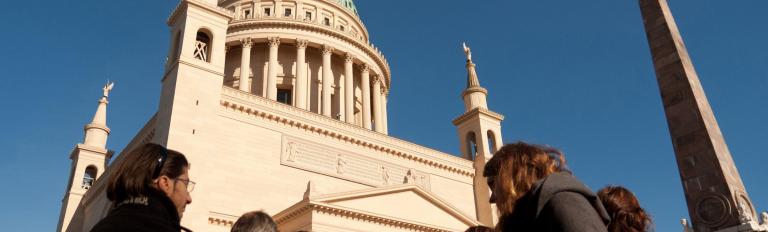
[281,135,430,190]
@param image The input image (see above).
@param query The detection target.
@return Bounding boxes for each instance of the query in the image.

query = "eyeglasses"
[174,178,196,192]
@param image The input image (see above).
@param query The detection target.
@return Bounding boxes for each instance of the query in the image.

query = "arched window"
[466,132,478,160]
[193,30,212,62]
[82,166,98,189]
[487,130,497,154]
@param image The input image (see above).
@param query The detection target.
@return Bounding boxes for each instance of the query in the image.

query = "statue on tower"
[102,82,115,98]
[462,42,472,62]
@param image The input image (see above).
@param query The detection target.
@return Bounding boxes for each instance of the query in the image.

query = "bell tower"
[155,0,232,146]
[152,0,233,229]
[57,83,115,232]
[452,43,504,226]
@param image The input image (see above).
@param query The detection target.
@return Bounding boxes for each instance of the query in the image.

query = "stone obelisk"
[638,0,760,231]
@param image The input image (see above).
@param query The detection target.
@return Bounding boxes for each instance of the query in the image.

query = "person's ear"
[155,176,173,195]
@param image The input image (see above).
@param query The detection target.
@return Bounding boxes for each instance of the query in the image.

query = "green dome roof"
[336,0,358,15]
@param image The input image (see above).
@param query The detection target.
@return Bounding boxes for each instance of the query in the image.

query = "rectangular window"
[277,89,293,105]
[340,25,345,31]
[244,10,251,19]
[284,8,292,17]
[264,8,271,16]
[323,18,330,26]
[305,12,312,21]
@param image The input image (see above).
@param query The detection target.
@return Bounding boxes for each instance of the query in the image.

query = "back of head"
[464,225,494,232]
[106,143,188,205]
[483,142,569,215]
[231,211,277,232]
[597,186,652,232]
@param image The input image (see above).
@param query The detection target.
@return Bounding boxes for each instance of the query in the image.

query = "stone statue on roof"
[102,82,114,98]
[462,42,472,62]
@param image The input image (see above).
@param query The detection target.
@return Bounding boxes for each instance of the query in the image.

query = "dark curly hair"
[598,185,653,232]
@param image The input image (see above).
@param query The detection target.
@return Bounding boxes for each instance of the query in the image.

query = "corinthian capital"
[371,75,380,83]
[361,64,371,73]
[241,38,253,48]
[322,45,335,55]
[344,53,355,63]
[295,39,309,49]
[267,37,281,47]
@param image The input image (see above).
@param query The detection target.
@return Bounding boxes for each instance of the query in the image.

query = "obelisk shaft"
[639,0,757,231]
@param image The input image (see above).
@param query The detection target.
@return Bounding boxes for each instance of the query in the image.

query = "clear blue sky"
[0,0,765,231]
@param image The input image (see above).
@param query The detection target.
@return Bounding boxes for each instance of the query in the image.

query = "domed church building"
[57,0,505,231]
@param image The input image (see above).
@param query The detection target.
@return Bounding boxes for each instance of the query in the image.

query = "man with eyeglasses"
[91,143,195,232]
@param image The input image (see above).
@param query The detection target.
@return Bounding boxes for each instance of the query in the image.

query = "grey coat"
[498,172,610,232]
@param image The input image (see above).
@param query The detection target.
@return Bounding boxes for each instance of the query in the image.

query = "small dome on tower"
[336,0,358,15]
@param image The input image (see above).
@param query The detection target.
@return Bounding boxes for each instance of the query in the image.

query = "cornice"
[168,0,234,25]
[309,184,479,226]
[227,20,391,90]
[275,201,459,232]
[84,123,111,134]
[452,107,505,126]
[461,86,488,98]
[219,0,369,39]
[73,144,109,156]
[162,58,226,83]
[219,87,474,177]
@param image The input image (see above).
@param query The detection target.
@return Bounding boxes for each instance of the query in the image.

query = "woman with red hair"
[483,142,610,231]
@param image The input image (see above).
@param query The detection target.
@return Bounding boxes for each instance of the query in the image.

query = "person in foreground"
[484,142,610,232]
[231,211,278,232]
[598,185,653,232]
[464,225,494,232]
[91,143,194,232]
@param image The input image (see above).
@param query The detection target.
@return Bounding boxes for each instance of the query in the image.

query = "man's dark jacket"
[498,172,611,232]
[90,189,182,232]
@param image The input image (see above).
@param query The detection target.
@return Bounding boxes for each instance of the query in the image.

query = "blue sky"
[0,0,765,231]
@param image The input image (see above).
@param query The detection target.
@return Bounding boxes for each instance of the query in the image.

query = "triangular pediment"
[309,184,480,230]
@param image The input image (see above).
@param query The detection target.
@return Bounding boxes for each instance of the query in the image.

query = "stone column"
[344,53,355,123]
[639,0,758,230]
[295,39,309,109]
[372,75,383,132]
[382,91,388,134]
[321,45,334,117]
[361,65,372,129]
[238,38,253,92]
[266,37,280,100]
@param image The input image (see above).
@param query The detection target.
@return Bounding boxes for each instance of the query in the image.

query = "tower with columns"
[59,1,495,231]
[453,43,504,226]
[222,0,391,133]
[57,83,114,232]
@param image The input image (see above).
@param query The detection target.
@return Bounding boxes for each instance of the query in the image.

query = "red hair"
[597,186,652,232]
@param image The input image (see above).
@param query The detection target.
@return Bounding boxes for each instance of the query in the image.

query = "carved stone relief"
[281,135,430,190]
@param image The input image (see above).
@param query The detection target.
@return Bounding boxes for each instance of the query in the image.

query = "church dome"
[336,0,357,15]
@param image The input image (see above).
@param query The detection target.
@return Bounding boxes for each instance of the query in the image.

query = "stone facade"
[58,0,500,231]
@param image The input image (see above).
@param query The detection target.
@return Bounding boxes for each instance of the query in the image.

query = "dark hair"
[231,211,277,232]
[483,142,568,216]
[106,143,189,205]
[598,186,652,232]
[464,225,494,232]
